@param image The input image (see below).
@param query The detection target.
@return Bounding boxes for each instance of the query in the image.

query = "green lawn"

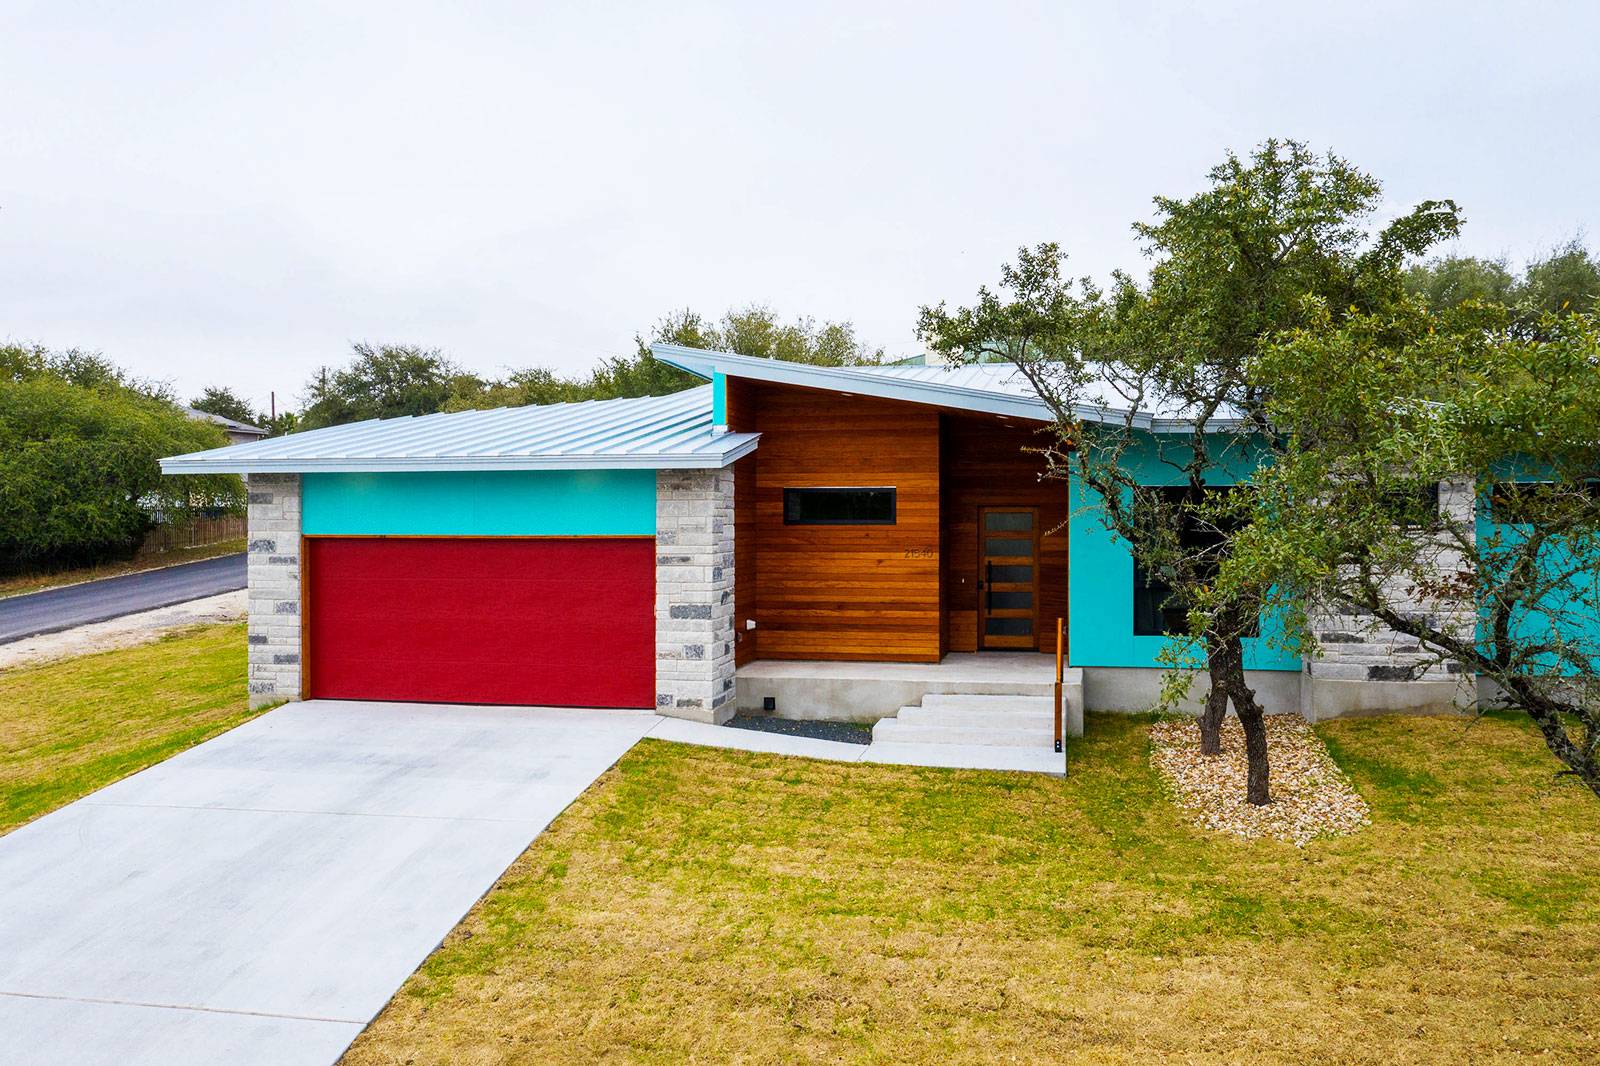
[343,712,1600,1065]
[0,622,258,833]
[4,627,1594,1061]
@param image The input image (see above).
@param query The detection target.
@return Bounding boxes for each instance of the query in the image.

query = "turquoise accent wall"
[712,372,727,427]
[302,470,656,536]
[1475,480,1600,675]
[1067,432,1299,671]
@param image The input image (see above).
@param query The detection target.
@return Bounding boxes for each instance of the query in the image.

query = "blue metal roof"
[160,385,758,474]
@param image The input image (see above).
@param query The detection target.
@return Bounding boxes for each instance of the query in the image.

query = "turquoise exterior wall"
[302,470,656,536]
[712,371,727,427]
[1067,432,1299,671]
[1476,483,1600,674]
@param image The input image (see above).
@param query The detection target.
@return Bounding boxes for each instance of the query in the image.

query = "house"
[184,406,270,444]
[159,346,1468,730]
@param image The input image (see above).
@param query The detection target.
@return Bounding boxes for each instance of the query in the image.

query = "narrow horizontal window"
[783,487,897,525]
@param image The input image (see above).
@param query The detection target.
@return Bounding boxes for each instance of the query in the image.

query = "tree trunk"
[1199,642,1228,757]
[1216,631,1271,805]
[1517,686,1600,800]
[1233,698,1271,806]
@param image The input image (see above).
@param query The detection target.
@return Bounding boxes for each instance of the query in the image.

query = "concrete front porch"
[735,653,1084,736]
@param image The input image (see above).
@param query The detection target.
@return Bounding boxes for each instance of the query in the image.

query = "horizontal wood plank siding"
[941,413,1069,654]
[741,382,942,663]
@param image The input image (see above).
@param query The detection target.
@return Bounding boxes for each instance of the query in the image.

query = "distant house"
[184,406,268,445]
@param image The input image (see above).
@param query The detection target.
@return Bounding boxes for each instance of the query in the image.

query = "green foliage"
[1405,237,1599,324]
[189,385,262,428]
[299,343,462,429]
[1520,238,1600,316]
[1404,254,1516,309]
[919,140,1461,802]
[1230,302,1600,795]
[317,307,882,423]
[0,345,243,573]
[920,138,1460,669]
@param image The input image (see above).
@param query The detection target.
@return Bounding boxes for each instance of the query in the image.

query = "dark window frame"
[1130,484,1259,638]
[1490,480,1600,524]
[782,486,898,526]
[1378,481,1442,531]
[1132,561,1189,638]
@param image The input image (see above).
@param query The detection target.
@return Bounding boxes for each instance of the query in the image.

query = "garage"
[305,536,655,708]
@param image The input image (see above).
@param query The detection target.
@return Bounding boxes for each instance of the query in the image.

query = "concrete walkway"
[0,701,657,1066]
[646,717,1067,775]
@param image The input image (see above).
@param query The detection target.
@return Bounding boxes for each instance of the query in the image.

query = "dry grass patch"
[0,621,256,832]
[1150,714,1371,845]
[343,712,1600,1065]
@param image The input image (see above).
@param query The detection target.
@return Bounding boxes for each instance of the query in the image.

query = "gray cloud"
[2,0,1595,411]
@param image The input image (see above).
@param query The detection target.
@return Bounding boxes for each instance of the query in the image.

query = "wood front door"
[978,507,1039,650]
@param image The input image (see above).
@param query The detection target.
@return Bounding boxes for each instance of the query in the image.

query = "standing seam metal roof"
[159,385,757,474]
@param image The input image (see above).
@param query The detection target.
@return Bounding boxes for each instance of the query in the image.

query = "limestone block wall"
[654,468,736,723]
[1302,479,1477,718]
[245,473,302,708]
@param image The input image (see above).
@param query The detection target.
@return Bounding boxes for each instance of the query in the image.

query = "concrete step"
[862,741,1065,775]
[895,704,1055,729]
[870,718,1052,748]
[919,693,1057,713]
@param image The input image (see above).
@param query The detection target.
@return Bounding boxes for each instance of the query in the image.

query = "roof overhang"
[159,435,760,476]
[654,344,1059,422]
[652,343,1237,432]
[160,383,760,475]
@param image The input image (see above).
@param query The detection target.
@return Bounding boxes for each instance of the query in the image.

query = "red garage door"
[305,537,655,708]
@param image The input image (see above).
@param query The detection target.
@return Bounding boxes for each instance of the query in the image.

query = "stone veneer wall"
[654,468,736,723]
[245,473,302,708]
[1301,479,1477,719]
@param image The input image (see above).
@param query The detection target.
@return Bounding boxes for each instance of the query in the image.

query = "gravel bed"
[727,714,873,745]
[1149,714,1371,846]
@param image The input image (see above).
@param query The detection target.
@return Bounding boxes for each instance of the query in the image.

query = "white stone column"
[654,468,736,723]
[245,473,302,708]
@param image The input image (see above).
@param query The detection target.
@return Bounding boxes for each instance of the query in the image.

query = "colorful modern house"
[161,346,1467,738]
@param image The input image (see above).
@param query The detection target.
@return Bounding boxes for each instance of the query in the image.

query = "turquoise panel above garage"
[302,470,656,536]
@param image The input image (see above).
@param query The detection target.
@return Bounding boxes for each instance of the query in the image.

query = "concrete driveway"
[0,700,657,1066]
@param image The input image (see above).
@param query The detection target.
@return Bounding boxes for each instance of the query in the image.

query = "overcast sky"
[3,1,1596,413]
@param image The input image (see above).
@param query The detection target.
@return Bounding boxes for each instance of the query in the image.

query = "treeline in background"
[4,242,1592,578]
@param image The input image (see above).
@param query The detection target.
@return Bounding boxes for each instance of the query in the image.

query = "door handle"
[985,561,993,610]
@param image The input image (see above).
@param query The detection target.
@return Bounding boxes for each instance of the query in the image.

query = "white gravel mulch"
[1148,714,1371,847]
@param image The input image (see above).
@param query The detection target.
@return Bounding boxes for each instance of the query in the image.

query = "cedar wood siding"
[939,413,1069,654]
[726,378,942,663]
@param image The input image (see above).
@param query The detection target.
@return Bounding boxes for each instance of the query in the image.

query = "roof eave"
[653,343,1058,422]
[159,434,760,475]
[651,343,1229,431]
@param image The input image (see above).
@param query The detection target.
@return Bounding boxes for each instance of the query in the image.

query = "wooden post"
[1053,616,1064,754]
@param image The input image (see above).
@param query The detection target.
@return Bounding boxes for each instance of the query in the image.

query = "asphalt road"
[0,553,247,645]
